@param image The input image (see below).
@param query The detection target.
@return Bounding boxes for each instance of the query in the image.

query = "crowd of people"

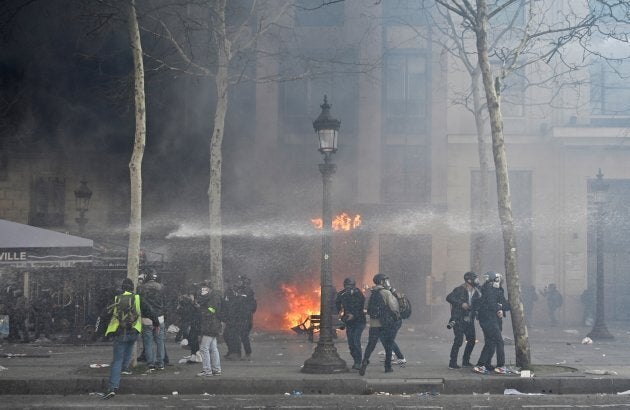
[102,271,257,399]
[445,271,567,375]
[0,285,58,344]
[2,266,578,399]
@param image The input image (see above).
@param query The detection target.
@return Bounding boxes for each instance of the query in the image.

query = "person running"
[335,277,366,370]
[359,273,400,376]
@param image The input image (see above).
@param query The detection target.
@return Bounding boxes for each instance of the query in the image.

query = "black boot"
[448,362,461,369]
[359,359,369,376]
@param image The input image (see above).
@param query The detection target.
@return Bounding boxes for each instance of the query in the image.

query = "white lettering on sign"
[0,251,27,261]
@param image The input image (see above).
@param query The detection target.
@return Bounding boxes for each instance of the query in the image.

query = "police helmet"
[373,273,389,285]
[343,278,355,287]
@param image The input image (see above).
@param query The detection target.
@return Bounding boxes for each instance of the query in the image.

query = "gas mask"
[384,279,391,289]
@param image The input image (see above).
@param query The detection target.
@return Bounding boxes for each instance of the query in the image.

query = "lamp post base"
[302,341,348,374]
[587,322,614,340]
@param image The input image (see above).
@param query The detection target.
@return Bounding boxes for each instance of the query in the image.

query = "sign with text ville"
[0,220,94,268]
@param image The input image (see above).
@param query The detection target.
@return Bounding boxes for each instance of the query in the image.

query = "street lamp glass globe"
[313,95,340,155]
[317,129,338,153]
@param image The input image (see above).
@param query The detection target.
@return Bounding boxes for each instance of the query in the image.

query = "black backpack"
[111,294,139,332]
[394,291,412,320]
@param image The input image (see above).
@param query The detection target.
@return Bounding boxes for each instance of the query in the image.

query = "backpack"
[112,294,139,332]
[394,291,412,319]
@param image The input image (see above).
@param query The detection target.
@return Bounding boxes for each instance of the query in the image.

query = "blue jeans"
[142,324,165,367]
[108,331,139,390]
[199,335,221,374]
[345,322,365,366]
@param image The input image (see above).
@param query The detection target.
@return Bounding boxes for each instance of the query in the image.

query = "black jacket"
[335,287,366,326]
[221,285,257,323]
[139,280,166,318]
[446,284,480,322]
[474,283,510,323]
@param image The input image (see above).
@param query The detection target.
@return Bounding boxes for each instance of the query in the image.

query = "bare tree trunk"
[470,67,489,274]
[126,0,146,287]
[208,0,230,291]
[475,0,530,369]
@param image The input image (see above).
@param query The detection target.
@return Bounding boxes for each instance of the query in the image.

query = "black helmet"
[373,273,388,285]
[464,271,477,282]
[343,278,355,287]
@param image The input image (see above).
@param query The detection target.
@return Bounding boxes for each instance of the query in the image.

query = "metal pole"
[588,195,613,340]
[302,156,347,373]
[76,210,87,234]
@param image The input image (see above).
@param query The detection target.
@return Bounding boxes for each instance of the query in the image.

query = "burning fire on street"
[255,212,364,333]
[281,283,321,330]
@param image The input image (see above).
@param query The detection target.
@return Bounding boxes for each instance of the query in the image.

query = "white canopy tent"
[0,219,94,299]
[0,219,94,268]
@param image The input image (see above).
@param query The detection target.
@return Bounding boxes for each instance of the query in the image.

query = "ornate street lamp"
[74,178,92,234]
[302,96,347,374]
[587,169,613,340]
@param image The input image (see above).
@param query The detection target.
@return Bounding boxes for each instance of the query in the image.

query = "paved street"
[3,393,630,409]
[1,320,630,399]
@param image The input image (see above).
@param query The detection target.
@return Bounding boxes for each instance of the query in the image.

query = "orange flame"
[311,212,362,231]
[281,283,321,329]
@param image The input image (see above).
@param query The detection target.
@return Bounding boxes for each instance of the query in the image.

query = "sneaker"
[196,371,212,377]
[473,365,488,374]
[212,370,222,376]
[121,369,132,375]
[462,362,474,367]
[494,366,508,374]
[396,358,407,366]
[448,363,461,369]
[102,390,116,400]
[384,367,394,373]
[157,365,165,370]
[351,363,361,370]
